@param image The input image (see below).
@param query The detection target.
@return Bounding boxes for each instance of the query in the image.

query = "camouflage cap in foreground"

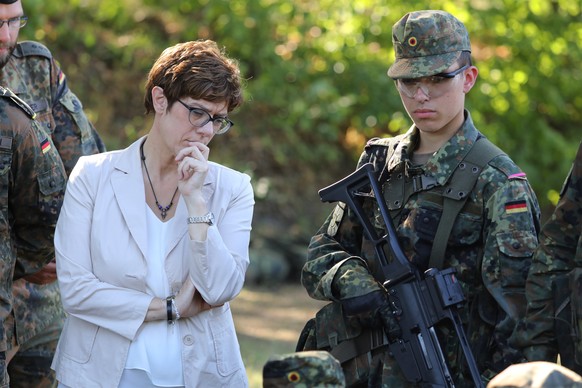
[387,10,471,79]
[262,350,346,387]
[487,361,582,388]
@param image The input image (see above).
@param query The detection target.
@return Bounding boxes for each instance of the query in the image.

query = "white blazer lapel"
[111,138,149,260]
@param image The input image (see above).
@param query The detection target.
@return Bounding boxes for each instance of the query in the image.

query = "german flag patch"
[58,69,66,85]
[505,200,528,214]
[40,138,51,154]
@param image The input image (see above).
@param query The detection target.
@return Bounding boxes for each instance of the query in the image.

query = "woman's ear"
[152,86,167,113]
[463,66,479,93]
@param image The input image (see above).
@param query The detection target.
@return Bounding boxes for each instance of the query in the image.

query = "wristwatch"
[187,212,215,226]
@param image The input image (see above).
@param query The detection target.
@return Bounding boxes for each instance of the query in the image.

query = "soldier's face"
[0,1,23,68]
[397,63,478,138]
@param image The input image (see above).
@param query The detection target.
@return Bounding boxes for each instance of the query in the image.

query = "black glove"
[341,290,401,341]
[374,299,401,341]
[341,289,385,315]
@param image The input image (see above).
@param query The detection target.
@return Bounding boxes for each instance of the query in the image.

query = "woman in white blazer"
[51,40,254,388]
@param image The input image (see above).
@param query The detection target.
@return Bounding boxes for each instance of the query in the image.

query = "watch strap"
[187,212,214,225]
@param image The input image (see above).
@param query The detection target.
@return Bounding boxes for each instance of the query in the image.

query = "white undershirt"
[121,206,185,387]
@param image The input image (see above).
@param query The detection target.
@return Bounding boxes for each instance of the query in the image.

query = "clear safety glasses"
[394,64,469,99]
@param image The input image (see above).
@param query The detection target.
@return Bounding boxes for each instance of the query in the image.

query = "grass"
[231,283,328,388]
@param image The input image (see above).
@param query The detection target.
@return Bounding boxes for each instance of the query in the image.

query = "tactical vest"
[378,135,504,269]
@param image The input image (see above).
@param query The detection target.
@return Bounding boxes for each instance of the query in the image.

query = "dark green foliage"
[19,0,581,271]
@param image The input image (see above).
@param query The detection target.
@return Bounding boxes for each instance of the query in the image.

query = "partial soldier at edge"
[0,86,66,387]
[0,0,105,386]
[511,140,582,373]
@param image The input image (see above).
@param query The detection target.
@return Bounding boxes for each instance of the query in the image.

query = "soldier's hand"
[341,289,401,339]
[374,301,401,341]
[23,259,57,284]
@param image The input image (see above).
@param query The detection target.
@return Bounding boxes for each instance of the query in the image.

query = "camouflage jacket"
[0,41,105,347]
[512,141,582,362]
[0,87,66,349]
[301,111,541,386]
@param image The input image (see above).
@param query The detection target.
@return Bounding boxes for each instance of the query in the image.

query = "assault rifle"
[319,163,484,388]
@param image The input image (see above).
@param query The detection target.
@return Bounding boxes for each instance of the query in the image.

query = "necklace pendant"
[157,203,169,220]
[142,142,178,222]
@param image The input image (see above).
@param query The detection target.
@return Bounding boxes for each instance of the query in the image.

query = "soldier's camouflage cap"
[387,10,471,79]
[262,351,346,387]
[487,361,582,388]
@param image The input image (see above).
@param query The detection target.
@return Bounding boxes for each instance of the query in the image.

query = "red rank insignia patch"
[40,138,51,154]
[505,200,527,214]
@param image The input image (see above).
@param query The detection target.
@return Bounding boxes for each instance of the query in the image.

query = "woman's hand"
[145,277,214,322]
[179,290,213,318]
[175,142,210,196]
[177,142,212,240]
[175,277,213,318]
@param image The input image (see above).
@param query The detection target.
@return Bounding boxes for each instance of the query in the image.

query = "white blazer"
[51,136,254,387]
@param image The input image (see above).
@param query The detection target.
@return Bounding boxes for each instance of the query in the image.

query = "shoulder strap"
[378,142,398,184]
[14,41,52,59]
[428,138,504,269]
[370,135,403,184]
[0,86,37,119]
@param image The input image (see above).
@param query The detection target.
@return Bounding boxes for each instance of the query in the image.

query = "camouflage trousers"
[7,316,62,388]
[0,351,7,388]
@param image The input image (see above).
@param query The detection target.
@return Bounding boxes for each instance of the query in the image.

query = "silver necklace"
[140,141,178,220]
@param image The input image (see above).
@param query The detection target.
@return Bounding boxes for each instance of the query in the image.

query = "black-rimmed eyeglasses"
[176,100,234,135]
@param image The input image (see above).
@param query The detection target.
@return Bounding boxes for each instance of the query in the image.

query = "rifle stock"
[319,163,484,388]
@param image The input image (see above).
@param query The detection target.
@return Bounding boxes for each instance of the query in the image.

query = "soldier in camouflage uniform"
[0,86,66,388]
[0,1,105,386]
[511,141,582,369]
[300,10,540,387]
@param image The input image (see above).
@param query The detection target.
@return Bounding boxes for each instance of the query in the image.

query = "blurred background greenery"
[20,0,582,285]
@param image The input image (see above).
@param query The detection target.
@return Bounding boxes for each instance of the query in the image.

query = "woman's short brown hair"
[144,40,243,114]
